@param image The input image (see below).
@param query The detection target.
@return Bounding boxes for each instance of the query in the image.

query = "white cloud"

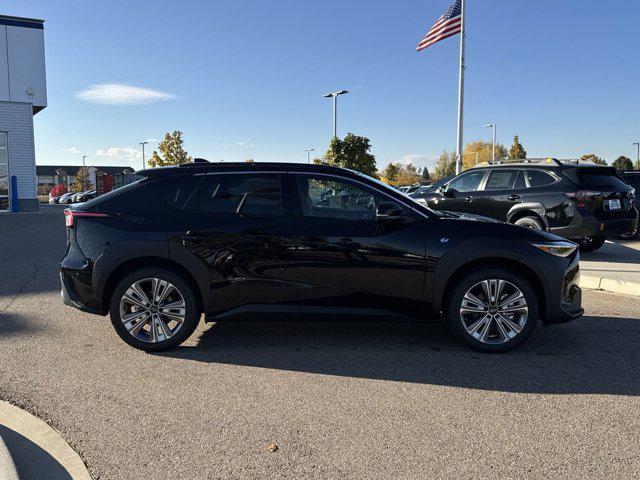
[223,138,255,148]
[75,84,175,105]
[62,146,81,155]
[96,146,142,161]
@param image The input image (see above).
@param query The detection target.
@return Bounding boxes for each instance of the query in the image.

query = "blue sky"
[5,0,640,171]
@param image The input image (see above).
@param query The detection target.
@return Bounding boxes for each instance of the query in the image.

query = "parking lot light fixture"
[323,90,349,138]
[633,142,639,168]
[305,148,315,164]
[485,124,496,162]
[140,141,149,169]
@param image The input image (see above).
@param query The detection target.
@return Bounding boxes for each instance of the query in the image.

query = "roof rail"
[482,158,564,167]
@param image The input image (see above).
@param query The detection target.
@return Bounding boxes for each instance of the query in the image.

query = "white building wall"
[0,100,36,201]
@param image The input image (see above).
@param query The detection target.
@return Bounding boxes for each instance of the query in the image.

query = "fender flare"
[506,202,549,230]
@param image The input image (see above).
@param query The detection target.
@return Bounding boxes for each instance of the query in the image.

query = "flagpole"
[455,0,466,175]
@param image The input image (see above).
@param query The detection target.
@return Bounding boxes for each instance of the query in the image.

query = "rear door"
[472,169,524,220]
[169,171,298,316]
[289,172,426,319]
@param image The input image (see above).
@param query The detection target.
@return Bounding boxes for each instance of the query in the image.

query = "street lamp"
[139,141,149,170]
[323,90,349,138]
[305,148,315,164]
[485,124,496,162]
[633,142,640,169]
[82,155,88,191]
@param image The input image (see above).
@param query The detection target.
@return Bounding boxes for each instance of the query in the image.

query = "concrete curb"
[0,401,91,480]
[580,275,640,296]
[0,432,20,480]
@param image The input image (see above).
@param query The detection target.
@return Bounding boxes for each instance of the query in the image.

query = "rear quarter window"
[572,168,630,191]
[525,170,556,188]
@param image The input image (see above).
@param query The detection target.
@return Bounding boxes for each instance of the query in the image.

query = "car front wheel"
[446,268,539,352]
[109,267,200,351]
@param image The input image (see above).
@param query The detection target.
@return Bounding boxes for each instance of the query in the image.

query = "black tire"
[109,267,200,352]
[446,267,539,353]
[513,216,543,231]
[578,236,606,252]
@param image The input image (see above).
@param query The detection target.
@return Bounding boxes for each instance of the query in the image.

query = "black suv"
[418,159,638,252]
[61,162,583,353]
[618,170,640,239]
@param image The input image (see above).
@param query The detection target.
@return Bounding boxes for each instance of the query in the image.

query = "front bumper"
[541,251,584,324]
[60,267,105,315]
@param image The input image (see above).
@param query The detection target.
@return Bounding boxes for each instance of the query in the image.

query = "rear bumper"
[550,207,638,239]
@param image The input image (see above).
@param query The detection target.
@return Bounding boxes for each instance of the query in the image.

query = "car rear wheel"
[446,268,539,352]
[577,236,606,252]
[109,267,200,351]
[513,216,543,230]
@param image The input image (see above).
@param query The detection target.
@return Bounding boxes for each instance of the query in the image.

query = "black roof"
[136,162,359,178]
[36,165,135,175]
[469,158,611,170]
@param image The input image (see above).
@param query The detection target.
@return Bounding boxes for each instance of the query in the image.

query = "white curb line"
[580,275,640,296]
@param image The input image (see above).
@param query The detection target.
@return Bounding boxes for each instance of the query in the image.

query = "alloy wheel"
[119,278,186,343]
[459,279,528,345]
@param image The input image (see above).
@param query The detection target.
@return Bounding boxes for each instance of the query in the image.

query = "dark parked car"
[61,162,583,353]
[617,170,640,239]
[410,175,455,200]
[419,159,638,252]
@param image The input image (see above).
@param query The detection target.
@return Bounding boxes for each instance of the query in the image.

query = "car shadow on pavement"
[0,313,45,337]
[580,241,640,264]
[159,315,640,396]
[0,425,72,480]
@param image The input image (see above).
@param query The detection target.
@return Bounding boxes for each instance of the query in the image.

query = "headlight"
[531,241,577,257]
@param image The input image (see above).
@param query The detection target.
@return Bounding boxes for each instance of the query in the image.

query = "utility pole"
[323,90,349,138]
[82,155,87,191]
[485,124,496,162]
[633,142,640,169]
[305,148,315,164]
[140,141,148,170]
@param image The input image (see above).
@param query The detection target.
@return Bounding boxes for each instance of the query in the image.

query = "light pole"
[139,141,148,169]
[323,90,349,138]
[305,148,315,164]
[633,142,640,169]
[485,124,496,162]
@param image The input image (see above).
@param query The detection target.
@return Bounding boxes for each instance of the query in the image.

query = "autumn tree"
[71,166,93,193]
[579,153,607,166]
[612,156,633,171]
[315,133,377,177]
[462,140,507,169]
[421,166,431,182]
[379,163,399,184]
[433,150,456,180]
[148,131,192,167]
[508,135,527,160]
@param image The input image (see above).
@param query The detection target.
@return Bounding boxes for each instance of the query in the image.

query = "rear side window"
[484,170,518,190]
[526,170,556,188]
[186,173,282,216]
[513,170,526,189]
[575,168,631,191]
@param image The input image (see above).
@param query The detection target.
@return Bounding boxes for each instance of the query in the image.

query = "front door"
[289,172,426,319]
[170,172,298,316]
[430,169,487,215]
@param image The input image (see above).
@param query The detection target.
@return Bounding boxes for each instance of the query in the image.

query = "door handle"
[465,196,473,203]
[507,195,521,201]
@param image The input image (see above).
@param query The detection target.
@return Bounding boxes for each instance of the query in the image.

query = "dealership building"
[0,14,46,212]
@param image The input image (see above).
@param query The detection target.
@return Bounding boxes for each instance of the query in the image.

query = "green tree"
[421,166,431,182]
[579,153,607,166]
[380,163,400,185]
[71,166,93,193]
[147,131,192,167]
[508,135,527,160]
[462,140,507,169]
[612,155,633,171]
[433,149,456,180]
[316,133,377,177]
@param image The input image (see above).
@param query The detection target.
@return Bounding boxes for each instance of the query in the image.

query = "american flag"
[416,0,462,52]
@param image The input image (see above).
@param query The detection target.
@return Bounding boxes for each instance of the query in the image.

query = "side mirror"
[376,202,406,222]
[442,187,457,198]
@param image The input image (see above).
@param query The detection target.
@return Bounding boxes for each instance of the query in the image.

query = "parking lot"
[1,206,640,479]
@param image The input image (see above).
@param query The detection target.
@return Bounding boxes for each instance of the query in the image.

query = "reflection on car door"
[169,172,299,316]
[289,173,426,319]
[472,169,524,220]
[431,170,487,214]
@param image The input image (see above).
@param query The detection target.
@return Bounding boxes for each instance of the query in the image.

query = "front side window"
[295,174,400,221]
[484,170,519,191]
[447,170,486,193]
[190,173,282,216]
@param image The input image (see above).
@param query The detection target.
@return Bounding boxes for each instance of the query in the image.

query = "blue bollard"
[10,175,19,213]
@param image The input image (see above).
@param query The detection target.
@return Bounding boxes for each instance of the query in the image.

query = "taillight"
[564,190,604,208]
[64,209,110,228]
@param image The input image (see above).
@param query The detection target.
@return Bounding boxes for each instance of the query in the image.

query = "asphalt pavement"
[0,206,639,480]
